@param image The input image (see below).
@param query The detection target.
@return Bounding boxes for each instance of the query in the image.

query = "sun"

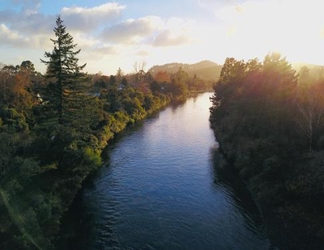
[213,0,324,65]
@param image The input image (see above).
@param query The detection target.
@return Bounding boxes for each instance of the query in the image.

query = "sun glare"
[212,0,324,65]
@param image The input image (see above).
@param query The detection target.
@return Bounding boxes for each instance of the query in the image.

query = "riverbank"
[0,59,215,249]
[57,92,272,250]
[51,92,171,247]
[0,88,170,250]
[209,55,324,250]
[53,90,208,248]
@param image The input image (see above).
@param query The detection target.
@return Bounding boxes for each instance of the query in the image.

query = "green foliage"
[0,107,29,132]
[0,14,175,250]
[210,53,324,246]
[40,16,89,127]
[1,190,53,250]
[83,147,102,167]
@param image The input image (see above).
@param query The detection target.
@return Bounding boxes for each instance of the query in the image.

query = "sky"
[1,0,324,75]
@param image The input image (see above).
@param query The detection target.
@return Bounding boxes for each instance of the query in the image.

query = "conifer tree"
[41,16,89,128]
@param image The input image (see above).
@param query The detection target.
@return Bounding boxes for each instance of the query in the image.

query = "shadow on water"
[210,147,324,250]
[56,189,89,249]
[210,147,264,227]
[58,147,278,250]
[209,147,278,250]
[56,166,107,249]
[57,117,159,250]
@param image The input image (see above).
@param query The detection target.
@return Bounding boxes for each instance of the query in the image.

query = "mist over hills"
[149,60,222,81]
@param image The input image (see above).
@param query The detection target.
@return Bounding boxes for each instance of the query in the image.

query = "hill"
[149,60,222,81]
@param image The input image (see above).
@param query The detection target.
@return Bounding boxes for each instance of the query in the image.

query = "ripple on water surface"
[72,93,274,250]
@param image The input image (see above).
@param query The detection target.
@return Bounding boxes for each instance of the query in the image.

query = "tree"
[210,58,247,112]
[41,16,88,127]
[0,61,37,114]
[20,60,35,74]
[296,67,324,151]
[261,53,298,139]
[116,67,123,83]
[154,71,171,83]
[0,66,15,105]
[169,67,189,98]
[133,60,147,86]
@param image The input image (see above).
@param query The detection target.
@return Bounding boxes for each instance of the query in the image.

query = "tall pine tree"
[41,16,90,129]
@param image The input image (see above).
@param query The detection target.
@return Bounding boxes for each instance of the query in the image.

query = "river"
[60,92,275,249]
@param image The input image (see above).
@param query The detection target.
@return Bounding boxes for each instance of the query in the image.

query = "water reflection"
[59,93,274,250]
[210,147,268,236]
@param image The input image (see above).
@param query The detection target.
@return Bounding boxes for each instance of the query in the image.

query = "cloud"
[153,30,191,47]
[0,3,54,52]
[79,44,119,62]
[18,13,54,34]
[136,50,150,57]
[61,3,125,32]
[0,11,54,50]
[93,45,119,56]
[0,0,53,35]
[0,2,126,49]
[0,9,16,23]
[1,1,259,74]
[11,0,41,15]
[198,0,244,7]
[0,23,30,47]
[197,0,245,17]
[102,16,162,44]
[152,17,195,47]
[101,15,195,48]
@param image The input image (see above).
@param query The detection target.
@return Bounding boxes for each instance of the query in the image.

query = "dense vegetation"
[0,16,213,250]
[210,54,324,249]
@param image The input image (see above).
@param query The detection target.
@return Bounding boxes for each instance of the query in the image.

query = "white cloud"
[153,30,191,47]
[101,15,195,47]
[11,0,41,15]
[0,6,53,35]
[102,16,162,44]
[0,23,30,46]
[61,3,125,32]
[153,17,195,47]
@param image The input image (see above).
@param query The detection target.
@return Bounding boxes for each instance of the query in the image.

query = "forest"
[210,54,324,249]
[0,17,212,250]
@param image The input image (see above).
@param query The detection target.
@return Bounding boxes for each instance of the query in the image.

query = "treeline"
[210,53,324,249]
[150,68,214,100]
[0,16,206,250]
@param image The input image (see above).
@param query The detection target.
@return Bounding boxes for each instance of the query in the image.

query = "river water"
[61,92,275,249]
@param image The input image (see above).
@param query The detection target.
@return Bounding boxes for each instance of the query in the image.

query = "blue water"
[64,93,274,250]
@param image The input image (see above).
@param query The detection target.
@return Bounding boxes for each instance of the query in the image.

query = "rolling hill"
[148,60,222,81]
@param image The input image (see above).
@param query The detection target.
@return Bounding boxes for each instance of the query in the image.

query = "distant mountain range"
[149,60,222,81]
